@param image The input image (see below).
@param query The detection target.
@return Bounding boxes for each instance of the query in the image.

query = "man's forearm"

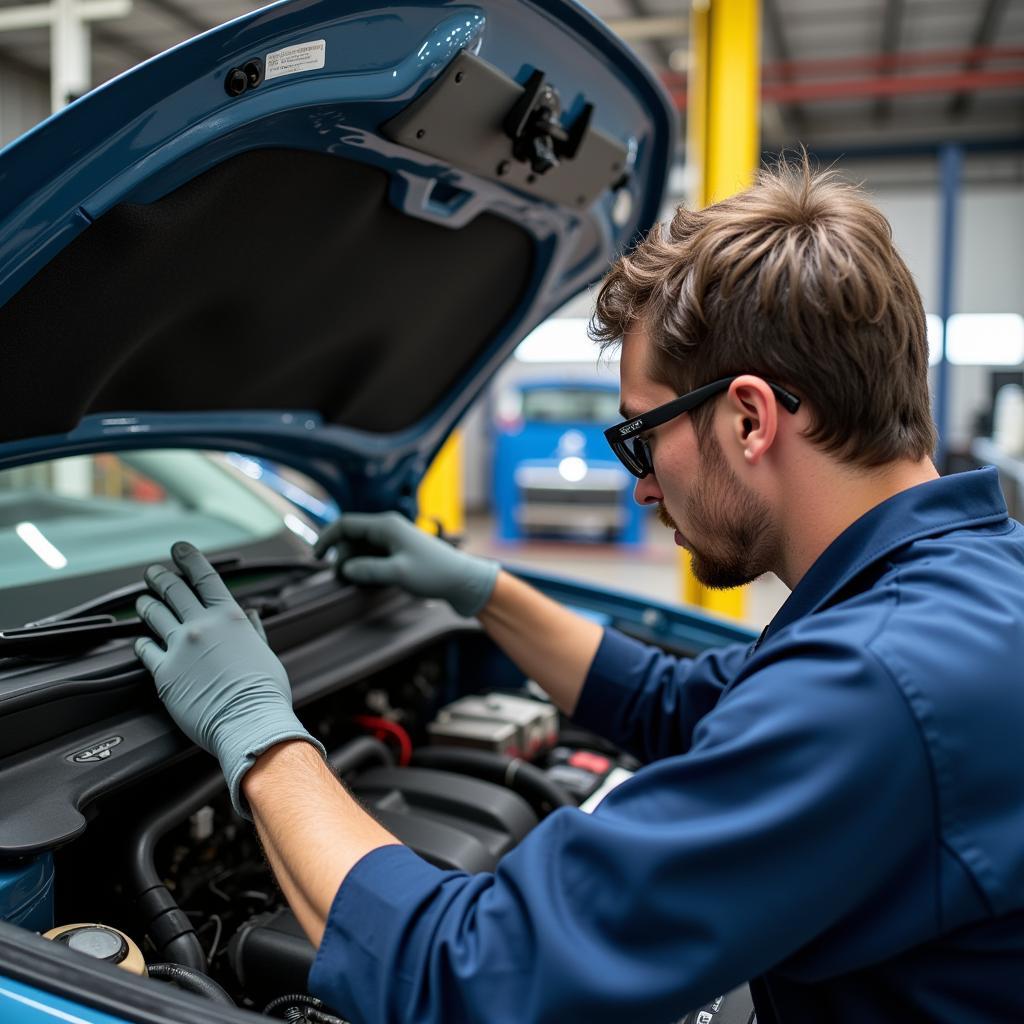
[256,820,323,943]
[241,573,603,946]
[477,570,603,715]
[243,739,401,947]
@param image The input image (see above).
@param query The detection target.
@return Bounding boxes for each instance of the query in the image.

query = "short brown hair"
[590,156,936,467]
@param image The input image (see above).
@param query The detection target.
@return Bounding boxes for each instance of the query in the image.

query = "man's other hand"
[314,512,499,617]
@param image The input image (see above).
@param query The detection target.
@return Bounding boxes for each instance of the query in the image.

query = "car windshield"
[520,387,621,424]
[0,449,329,630]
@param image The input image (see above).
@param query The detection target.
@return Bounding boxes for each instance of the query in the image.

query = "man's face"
[618,328,780,589]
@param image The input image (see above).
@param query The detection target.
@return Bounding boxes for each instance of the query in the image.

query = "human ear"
[726,375,778,465]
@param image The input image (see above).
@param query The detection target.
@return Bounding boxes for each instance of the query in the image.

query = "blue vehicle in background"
[494,380,647,544]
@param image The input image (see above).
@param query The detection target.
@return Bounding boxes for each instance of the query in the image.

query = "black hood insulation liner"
[0,149,533,442]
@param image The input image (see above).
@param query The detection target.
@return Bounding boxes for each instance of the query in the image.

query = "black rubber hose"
[147,961,236,1006]
[262,992,347,1022]
[328,736,393,777]
[410,747,573,817]
[131,737,389,894]
[129,769,225,973]
[128,739,391,973]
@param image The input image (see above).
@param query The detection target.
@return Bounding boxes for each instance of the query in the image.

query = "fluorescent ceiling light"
[946,314,1024,366]
[15,522,68,569]
[515,318,617,364]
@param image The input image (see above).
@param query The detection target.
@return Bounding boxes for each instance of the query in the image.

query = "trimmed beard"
[660,431,778,589]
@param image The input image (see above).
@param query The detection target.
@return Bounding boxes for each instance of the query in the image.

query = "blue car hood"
[0,0,673,513]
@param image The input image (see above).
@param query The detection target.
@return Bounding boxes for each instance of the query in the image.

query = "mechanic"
[134,160,1024,1024]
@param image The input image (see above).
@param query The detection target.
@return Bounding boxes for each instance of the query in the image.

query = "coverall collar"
[762,466,1009,645]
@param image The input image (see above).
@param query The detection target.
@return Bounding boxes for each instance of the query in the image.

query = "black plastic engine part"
[231,765,538,1002]
[543,763,605,802]
[410,746,573,817]
[229,907,313,1008]
[228,913,366,1019]
[351,766,537,872]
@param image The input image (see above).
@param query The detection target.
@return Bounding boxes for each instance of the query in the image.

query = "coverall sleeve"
[308,638,935,1024]
[571,627,752,763]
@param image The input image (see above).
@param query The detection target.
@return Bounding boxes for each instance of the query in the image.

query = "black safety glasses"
[604,375,802,479]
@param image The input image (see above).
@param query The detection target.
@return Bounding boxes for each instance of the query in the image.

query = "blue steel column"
[935,143,962,470]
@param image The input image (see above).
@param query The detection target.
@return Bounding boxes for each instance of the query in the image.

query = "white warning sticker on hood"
[265,39,326,81]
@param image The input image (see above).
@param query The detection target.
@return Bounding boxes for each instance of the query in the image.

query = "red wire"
[354,714,413,766]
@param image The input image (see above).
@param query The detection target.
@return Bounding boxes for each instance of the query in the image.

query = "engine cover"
[229,766,537,1004]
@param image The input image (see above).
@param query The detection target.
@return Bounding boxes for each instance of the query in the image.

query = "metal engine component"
[426,714,519,755]
[428,693,558,759]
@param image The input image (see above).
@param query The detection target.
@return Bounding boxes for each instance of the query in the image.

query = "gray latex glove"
[134,541,326,820]
[313,512,500,617]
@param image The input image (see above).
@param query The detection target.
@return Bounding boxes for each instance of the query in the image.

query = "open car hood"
[0,0,673,513]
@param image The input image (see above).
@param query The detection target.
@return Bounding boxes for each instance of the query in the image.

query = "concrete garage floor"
[462,513,791,632]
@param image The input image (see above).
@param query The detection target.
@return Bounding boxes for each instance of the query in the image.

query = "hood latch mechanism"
[503,70,592,176]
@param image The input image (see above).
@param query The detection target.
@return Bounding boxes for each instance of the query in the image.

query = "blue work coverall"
[309,467,1024,1023]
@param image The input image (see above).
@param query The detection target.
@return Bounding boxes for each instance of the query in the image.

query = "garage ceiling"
[0,0,1022,152]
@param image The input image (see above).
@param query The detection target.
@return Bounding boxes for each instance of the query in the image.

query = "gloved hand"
[313,512,500,617]
[134,541,326,820]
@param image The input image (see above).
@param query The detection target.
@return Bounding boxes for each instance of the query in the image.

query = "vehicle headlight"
[558,457,588,483]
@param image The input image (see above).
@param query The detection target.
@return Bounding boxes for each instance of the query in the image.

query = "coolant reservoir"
[0,852,54,931]
[44,924,147,975]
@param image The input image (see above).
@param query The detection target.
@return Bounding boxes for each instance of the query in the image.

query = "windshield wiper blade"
[0,615,145,658]
[1,558,332,660]
[28,557,327,627]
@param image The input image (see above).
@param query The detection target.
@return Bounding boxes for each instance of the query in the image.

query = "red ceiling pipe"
[762,67,1024,103]
[762,45,1024,81]
[660,46,1024,90]
[665,68,1024,108]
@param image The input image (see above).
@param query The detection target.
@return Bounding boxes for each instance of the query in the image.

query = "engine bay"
[3,625,632,1022]
[0,559,757,1024]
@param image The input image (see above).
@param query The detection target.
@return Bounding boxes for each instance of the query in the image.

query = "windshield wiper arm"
[28,557,327,626]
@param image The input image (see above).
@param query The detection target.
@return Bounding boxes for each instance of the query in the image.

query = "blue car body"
[0,2,757,1020]
[223,453,340,527]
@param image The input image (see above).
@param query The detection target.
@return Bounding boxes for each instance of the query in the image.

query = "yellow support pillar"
[681,0,760,621]
[417,431,465,537]
[691,0,762,207]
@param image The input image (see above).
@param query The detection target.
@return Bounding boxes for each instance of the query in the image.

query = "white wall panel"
[872,170,1024,446]
[0,63,48,147]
